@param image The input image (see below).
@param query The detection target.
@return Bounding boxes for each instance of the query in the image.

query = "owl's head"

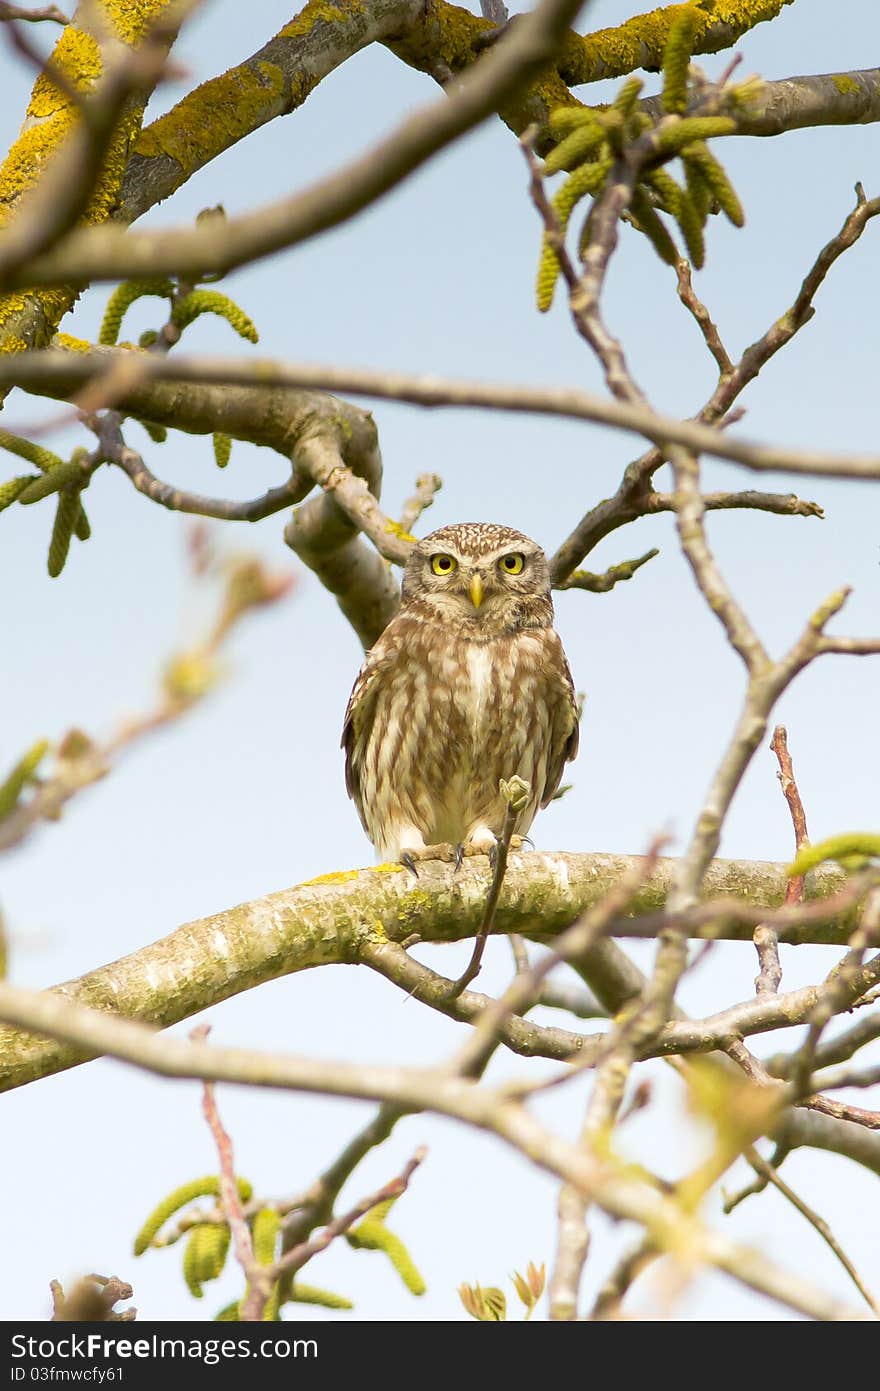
[400,522,553,636]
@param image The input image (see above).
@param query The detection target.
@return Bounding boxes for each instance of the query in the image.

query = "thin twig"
[447,784,526,998]
[275,1148,426,1285]
[198,1026,265,1316]
[741,1146,880,1315]
[754,726,810,994]
[675,258,734,375]
[399,471,442,535]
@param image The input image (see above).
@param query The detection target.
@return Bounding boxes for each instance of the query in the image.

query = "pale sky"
[2,0,879,1321]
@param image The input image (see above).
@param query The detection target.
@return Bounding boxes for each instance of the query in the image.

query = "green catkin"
[214,1301,240,1321]
[346,1202,426,1297]
[676,187,706,269]
[212,433,232,468]
[289,1284,354,1311]
[134,1176,253,1256]
[644,166,684,218]
[251,1209,281,1322]
[629,188,679,266]
[655,116,736,156]
[554,157,614,220]
[681,141,744,226]
[183,1226,211,1298]
[141,420,168,444]
[683,151,714,224]
[612,75,644,119]
[47,492,79,578]
[536,244,562,312]
[0,429,63,475]
[0,475,38,512]
[67,449,91,543]
[661,10,699,114]
[18,460,85,505]
[597,106,625,152]
[789,833,880,876]
[171,291,259,343]
[547,106,599,139]
[543,119,606,175]
[252,1208,280,1266]
[0,740,49,819]
[536,157,613,310]
[99,279,175,346]
[183,1223,230,1297]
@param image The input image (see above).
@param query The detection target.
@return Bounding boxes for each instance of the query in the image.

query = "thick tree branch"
[0,850,862,1094]
[119,0,421,221]
[4,0,592,288]
[0,0,184,354]
[638,68,880,139]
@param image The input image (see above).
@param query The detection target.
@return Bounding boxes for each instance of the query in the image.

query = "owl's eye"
[499,553,525,575]
[430,554,457,576]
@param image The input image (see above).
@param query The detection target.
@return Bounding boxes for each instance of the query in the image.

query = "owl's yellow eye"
[430,554,457,576]
[499,553,525,575]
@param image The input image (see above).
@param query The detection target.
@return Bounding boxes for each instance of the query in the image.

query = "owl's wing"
[341,634,396,822]
[539,636,580,809]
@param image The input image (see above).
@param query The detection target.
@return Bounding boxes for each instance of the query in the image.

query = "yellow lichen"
[300,869,363,887]
[101,0,176,44]
[384,520,416,543]
[560,1,795,87]
[832,74,859,96]
[301,864,403,887]
[53,333,92,352]
[390,0,492,76]
[279,0,350,40]
[135,61,287,177]
[0,0,174,356]
[28,29,103,118]
[132,4,351,189]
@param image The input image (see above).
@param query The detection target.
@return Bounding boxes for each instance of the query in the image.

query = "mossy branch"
[0,850,860,1095]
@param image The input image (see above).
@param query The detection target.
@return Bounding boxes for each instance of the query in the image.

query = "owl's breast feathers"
[342,614,579,855]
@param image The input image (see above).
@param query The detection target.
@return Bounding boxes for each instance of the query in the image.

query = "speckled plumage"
[342,523,579,861]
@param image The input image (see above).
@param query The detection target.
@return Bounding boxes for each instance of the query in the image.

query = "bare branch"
[754,727,810,994]
[10,347,880,485]
[398,471,442,536]
[0,3,68,21]
[0,977,868,1322]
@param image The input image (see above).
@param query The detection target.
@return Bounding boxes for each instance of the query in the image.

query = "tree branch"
[4,0,593,289]
[0,850,863,1094]
[0,975,870,1321]
[9,346,880,484]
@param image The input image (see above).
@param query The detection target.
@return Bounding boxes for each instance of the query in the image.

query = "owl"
[342,522,579,866]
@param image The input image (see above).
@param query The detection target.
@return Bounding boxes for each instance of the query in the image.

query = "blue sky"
[1,0,879,1320]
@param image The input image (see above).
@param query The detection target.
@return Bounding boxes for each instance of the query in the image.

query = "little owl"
[342,522,579,866]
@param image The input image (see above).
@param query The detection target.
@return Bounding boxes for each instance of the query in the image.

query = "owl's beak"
[469,574,484,609]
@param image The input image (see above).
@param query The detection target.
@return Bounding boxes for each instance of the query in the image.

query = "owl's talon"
[399,843,456,874]
[454,843,465,873]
